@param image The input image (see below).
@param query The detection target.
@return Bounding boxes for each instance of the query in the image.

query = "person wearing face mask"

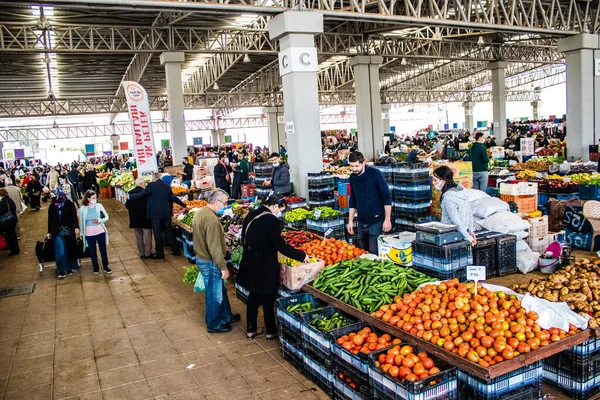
[58,174,79,208]
[47,166,60,191]
[47,189,80,278]
[78,190,111,274]
[0,188,20,256]
[180,157,194,189]
[264,153,291,195]
[192,189,239,334]
[431,166,477,245]
[469,132,490,191]
[237,194,308,339]
[347,152,392,254]
[213,152,231,195]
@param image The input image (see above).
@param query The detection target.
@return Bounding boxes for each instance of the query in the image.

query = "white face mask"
[272,162,280,167]
[434,181,445,191]
[90,199,97,205]
[59,178,65,185]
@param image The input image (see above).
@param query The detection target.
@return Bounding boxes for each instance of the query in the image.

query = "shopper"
[27,175,43,211]
[239,151,250,184]
[47,167,60,191]
[0,188,19,256]
[82,165,98,193]
[126,178,153,259]
[128,173,187,259]
[78,190,111,274]
[431,166,476,245]
[47,190,79,278]
[505,150,519,162]
[469,132,490,191]
[347,152,392,254]
[237,194,308,339]
[406,147,419,164]
[4,179,23,237]
[265,153,291,195]
[214,152,231,195]
[192,189,239,334]
[59,174,79,207]
[180,157,194,189]
[68,167,82,199]
[384,140,391,155]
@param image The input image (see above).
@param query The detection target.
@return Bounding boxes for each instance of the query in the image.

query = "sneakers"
[207,325,233,334]
[67,270,74,276]
[103,267,112,274]
[57,272,67,279]
[93,270,99,275]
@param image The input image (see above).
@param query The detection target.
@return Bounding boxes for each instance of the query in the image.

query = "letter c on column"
[281,55,289,69]
[300,52,310,66]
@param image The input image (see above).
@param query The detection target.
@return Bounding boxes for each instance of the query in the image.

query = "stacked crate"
[459,361,543,399]
[254,163,273,198]
[337,179,351,212]
[411,240,473,281]
[306,213,346,240]
[499,181,538,214]
[527,215,549,253]
[307,173,335,209]
[392,163,432,231]
[474,231,518,277]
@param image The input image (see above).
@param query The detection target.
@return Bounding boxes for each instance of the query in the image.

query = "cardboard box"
[279,259,325,291]
[377,232,416,266]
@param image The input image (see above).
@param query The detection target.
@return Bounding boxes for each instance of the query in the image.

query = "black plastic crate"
[276,293,326,347]
[392,163,431,184]
[333,364,370,399]
[308,172,335,188]
[333,376,369,400]
[369,347,457,400]
[459,381,542,400]
[374,166,394,184]
[496,234,517,276]
[543,346,600,383]
[413,240,472,259]
[280,336,304,374]
[412,240,473,271]
[303,353,335,396]
[472,238,497,279]
[308,187,335,201]
[458,361,542,397]
[412,265,466,282]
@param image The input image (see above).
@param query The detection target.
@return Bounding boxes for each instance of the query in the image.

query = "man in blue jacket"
[129,173,188,259]
[347,152,392,254]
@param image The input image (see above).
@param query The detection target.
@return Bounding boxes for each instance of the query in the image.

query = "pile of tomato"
[335,327,400,355]
[300,238,367,266]
[375,345,442,383]
[337,372,361,391]
[371,279,580,367]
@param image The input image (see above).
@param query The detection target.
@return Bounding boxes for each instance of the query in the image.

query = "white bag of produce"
[514,230,529,240]
[517,251,540,274]
[521,293,589,330]
[470,197,510,219]
[480,211,531,233]
[467,189,490,203]
[516,239,531,253]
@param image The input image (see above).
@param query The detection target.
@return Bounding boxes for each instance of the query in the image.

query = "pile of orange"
[374,345,442,383]
[371,279,580,367]
[336,327,400,355]
[300,238,367,266]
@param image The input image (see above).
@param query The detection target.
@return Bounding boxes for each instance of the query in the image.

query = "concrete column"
[530,101,541,120]
[463,102,475,134]
[266,106,285,150]
[268,11,324,198]
[110,135,119,154]
[211,129,225,147]
[558,34,599,160]
[381,104,391,135]
[159,52,187,166]
[350,55,384,160]
[489,61,508,142]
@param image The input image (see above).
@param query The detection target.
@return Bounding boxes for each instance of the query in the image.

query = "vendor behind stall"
[179,157,194,188]
[431,166,477,245]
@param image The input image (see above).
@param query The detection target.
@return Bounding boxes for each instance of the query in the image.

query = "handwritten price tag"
[324,228,333,237]
[314,209,322,219]
[467,265,486,284]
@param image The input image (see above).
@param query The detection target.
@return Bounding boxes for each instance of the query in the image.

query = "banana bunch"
[546,174,563,180]
[516,170,537,179]
[280,256,318,267]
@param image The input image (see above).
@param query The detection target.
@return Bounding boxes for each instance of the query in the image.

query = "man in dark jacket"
[265,153,291,195]
[126,178,153,258]
[213,153,231,195]
[82,165,97,193]
[129,173,187,259]
[469,132,490,191]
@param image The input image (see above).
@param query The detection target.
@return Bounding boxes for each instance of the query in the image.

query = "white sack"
[480,211,531,233]
[470,197,510,219]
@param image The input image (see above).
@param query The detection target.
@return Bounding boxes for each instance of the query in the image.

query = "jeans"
[151,218,179,257]
[357,221,383,255]
[247,292,277,335]
[54,231,78,274]
[86,232,108,272]
[472,171,489,191]
[182,180,192,189]
[196,259,234,331]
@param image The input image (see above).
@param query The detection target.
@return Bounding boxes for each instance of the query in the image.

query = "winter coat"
[213,162,230,190]
[78,203,110,250]
[126,186,152,229]
[129,179,186,220]
[271,162,291,194]
[441,185,474,241]
[236,206,305,295]
[47,200,79,261]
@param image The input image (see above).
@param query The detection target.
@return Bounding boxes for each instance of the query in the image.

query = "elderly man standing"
[47,166,60,191]
[126,178,153,259]
[4,179,23,237]
[192,189,239,333]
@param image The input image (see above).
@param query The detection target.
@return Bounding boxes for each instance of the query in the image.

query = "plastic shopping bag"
[194,271,206,293]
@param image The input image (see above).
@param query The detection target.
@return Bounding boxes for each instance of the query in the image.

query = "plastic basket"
[301,307,360,368]
[579,184,600,200]
[308,199,336,209]
[303,353,335,396]
[333,376,369,400]
[458,381,542,400]
[496,234,518,276]
[458,361,542,397]
[412,265,466,282]
[556,193,578,200]
[527,216,548,239]
[369,347,458,400]
[308,172,335,188]
[338,182,351,196]
[544,362,600,400]
[472,238,497,279]
[412,241,473,271]
[307,217,345,229]
[393,189,432,202]
[393,164,430,183]
[280,336,304,374]
[499,194,538,214]
[543,343,600,384]
[537,193,549,207]
[276,293,326,347]
[499,182,538,196]
[374,166,394,184]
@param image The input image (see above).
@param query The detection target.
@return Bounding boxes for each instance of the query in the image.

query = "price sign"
[467,265,486,286]
[314,209,322,219]
[324,228,333,237]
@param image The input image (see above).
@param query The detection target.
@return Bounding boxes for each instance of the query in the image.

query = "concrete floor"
[0,198,588,399]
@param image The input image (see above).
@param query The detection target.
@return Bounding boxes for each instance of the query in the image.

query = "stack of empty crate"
[254,163,273,198]
[499,181,538,214]
[307,173,335,209]
[392,163,433,232]
[474,231,518,277]
[337,179,351,212]
[527,215,549,253]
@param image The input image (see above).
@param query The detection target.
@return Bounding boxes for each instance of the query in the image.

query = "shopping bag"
[0,236,7,251]
[35,238,55,263]
[77,238,90,259]
[193,270,206,293]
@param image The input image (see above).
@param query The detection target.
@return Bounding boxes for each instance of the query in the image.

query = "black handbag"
[0,199,15,225]
[35,238,55,263]
[60,226,75,237]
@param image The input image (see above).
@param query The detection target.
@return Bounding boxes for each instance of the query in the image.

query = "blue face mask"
[216,207,225,216]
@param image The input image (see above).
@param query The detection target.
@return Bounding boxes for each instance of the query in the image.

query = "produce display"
[178,210,196,226]
[300,238,368,266]
[183,265,199,284]
[282,230,322,248]
[337,372,361,392]
[97,172,114,189]
[220,214,244,230]
[172,186,198,195]
[112,172,135,191]
[308,311,353,331]
[310,206,341,220]
[284,208,312,223]
[510,159,549,172]
[374,345,443,383]
[280,256,318,267]
[372,280,581,366]
[312,259,436,312]
[174,199,207,212]
[230,246,243,265]
[336,327,399,355]
[285,196,304,204]
[225,225,241,248]
[286,301,316,315]
[512,258,600,328]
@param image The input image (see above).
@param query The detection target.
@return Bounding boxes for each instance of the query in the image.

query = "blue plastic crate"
[458,361,542,397]
[544,366,600,400]
[556,193,578,201]
[412,265,466,282]
[392,201,431,215]
[579,184,600,200]
[280,337,304,374]
[568,338,600,355]
[334,376,369,400]
[338,182,351,196]
[538,193,549,206]
[412,241,473,271]
[303,354,335,396]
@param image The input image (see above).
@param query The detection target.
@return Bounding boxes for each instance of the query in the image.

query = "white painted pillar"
[160,52,187,166]
[268,12,324,198]
[266,106,285,150]
[530,101,541,120]
[463,102,475,134]
[350,55,384,160]
[381,104,391,135]
[211,129,225,147]
[490,61,508,142]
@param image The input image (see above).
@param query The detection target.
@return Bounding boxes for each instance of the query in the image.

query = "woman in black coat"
[213,152,231,195]
[236,194,308,339]
[47,191,80,278]
[0,188,19,255]
[27,176,43,211]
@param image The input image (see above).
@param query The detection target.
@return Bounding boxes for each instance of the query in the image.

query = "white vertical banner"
[121,81,158,173]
